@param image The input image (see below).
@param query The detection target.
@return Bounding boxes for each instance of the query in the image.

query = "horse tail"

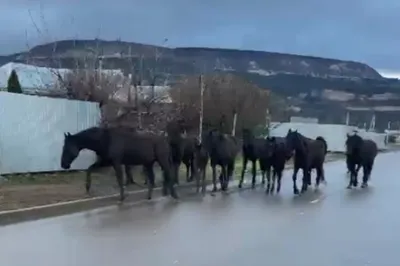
[316,136,328,154]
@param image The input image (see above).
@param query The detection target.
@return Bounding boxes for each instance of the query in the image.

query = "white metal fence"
[270,122,388,153]
[0,92,100,174]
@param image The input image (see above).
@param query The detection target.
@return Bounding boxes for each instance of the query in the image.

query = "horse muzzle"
[61,163,71,170]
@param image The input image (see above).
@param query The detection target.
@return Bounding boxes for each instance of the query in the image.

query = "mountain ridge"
[0,39,383,81]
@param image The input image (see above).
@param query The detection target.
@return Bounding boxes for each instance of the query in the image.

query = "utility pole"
[231,112,237,136]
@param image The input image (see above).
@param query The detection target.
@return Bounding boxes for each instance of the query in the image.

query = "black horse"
[265,136,291,194]
[165,119,188,185]
[61,127,178,202]
[345,133,378,189]
[238,129,271,189]
[205,129,239,192]
[193,138,210,194]
[285,129,328,194]
[181,136,198,182]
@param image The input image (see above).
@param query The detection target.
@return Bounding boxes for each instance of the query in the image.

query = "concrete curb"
[0,156,343,226]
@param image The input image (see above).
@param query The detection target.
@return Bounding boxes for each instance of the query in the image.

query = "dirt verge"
[0,153,344,212]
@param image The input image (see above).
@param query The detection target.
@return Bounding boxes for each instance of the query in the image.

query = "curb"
[0,155,343,226]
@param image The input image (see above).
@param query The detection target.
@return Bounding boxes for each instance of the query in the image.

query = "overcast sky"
[1,0,400,75]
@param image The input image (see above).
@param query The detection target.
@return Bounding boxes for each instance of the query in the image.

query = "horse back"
[108,130,167,164]
[360,140,378,161]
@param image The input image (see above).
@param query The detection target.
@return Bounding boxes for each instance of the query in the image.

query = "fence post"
[198,75,204,143]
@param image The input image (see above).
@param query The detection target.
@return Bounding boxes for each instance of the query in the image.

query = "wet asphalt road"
[1,151,399,266]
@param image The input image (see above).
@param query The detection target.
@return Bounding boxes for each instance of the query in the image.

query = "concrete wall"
[0,92,100,174]
[270,122,387,152]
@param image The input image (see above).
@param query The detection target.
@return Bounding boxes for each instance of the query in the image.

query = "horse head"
[345,134,363,156]
[285,129,306,152]
[61,132,80,169]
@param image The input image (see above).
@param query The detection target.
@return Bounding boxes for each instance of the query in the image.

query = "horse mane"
[346,134,363,146]
[71,127,102,138]
[316,136,328,154]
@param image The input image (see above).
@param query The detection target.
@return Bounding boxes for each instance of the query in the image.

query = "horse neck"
[243,135,255,146]
[293,136,308,155]
[74,129,106,154]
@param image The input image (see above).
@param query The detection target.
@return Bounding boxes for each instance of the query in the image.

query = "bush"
[7,70,23,94]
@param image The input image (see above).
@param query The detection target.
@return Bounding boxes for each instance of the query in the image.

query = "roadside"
[0,153,345,212]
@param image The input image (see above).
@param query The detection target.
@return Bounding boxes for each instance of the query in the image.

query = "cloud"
[1,0,400,70]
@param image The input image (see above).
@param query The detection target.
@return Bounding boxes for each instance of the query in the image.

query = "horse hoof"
[212,187,217,193]
[293,189,299,195]
[251,184,256,189]
[361,183,368,188]
[238,184,242,189]
[347,185,352,189]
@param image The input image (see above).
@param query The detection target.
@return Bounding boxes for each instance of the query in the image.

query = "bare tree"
[170,73,270,135]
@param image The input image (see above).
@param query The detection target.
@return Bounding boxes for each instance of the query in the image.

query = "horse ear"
[64,132,68,138]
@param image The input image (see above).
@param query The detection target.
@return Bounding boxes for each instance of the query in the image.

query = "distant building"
[0,62,123,95]
[0,62,173,103]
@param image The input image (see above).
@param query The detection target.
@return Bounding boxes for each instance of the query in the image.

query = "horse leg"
[238,156,248,188]
[251,160,257,189]
[144,165,156,200]
[211,164,218,192]
[276,169,283,194]
[143,166,148,185]
[315,165,324,190]
[195,168,201,194]
[157,155,178,199]
[112,162,125,202]
[124,165,136,186]
[292,167,300,195]
[189,160,196,182]
[221,166,228,191]
[174,163,180,185]
[347,166,355,189]
[260,162,266,185]
[261,170,266,186]
[270,168,276,194]
[226,161,234,191]
[201,167,207,195]
[185,162,191,182]
[352,168,359,187]
[361,162,373,188]
[301,168,309,193]
[265,166,272,194]
[85,159,108,195]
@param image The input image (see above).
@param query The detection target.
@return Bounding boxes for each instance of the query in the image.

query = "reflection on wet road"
[1,152,399,266]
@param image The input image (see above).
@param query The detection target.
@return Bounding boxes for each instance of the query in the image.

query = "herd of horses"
[61,120,379,203]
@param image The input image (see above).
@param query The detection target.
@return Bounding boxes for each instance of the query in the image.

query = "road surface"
[1,151,399,266]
